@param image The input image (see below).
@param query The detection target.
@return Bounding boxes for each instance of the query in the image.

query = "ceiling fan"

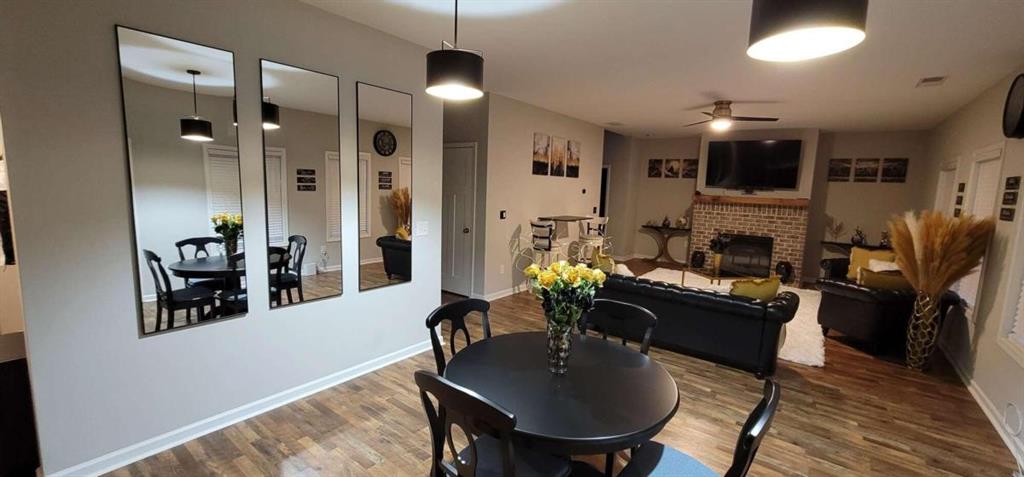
[684,100,779,131]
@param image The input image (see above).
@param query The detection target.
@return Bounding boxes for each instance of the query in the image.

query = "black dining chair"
[142,249,216,332]
[619,379,781,477]
[414,370,572,477]
[217,252,248,315]
[425,298,491,374]
[579,298,658,355]
[267,247,291,307]
[174,237,226,289]
[270,235,306,304]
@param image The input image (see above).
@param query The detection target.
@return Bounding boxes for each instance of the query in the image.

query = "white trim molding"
[48,340,432,477]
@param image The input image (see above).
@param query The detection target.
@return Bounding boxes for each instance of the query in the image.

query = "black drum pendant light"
[262,98,281,130]
[425,0,484,101]
[180,69,214,142]
[747,0,868,62]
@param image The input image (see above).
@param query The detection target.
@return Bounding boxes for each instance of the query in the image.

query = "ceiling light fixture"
[425,0,484,101]
[262,98,281,130]
[710,118,733,131]
[180,69,214,142]
[747,0,868,62]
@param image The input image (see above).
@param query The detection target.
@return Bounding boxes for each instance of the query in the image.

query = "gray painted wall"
[0,0,442,473]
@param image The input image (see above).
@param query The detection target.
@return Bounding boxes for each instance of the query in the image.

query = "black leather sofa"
[816,258,959,354]
[376,236,411,279]
[596,275,799,378]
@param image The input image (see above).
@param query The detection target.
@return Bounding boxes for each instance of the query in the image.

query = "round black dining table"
[444,331,680,456]
[168,256,244,289]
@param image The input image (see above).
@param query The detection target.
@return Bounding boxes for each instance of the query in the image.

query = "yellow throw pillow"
[591,249,615,274]
[730,277,781,302]
[857,269,913,291]
[847,247,896,281]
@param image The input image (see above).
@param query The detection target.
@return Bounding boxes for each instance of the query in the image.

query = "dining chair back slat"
[175,237,224,261]
[415,371,517,477]
[579,298,657,355]
[726,379,781,477]
[425,298,491,374]
[142,249,174,299]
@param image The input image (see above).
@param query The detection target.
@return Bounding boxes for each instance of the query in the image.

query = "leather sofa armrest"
[817,278,916,303]
[765,291,800,323]
[376,235,411,251]
[820,258,850,280]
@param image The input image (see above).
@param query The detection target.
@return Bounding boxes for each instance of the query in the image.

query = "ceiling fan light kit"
[426,0,484,100]
[747,0,868,62]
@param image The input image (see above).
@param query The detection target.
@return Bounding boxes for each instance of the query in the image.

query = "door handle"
[463,228,470,233]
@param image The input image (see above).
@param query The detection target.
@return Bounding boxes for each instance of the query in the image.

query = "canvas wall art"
[566,139,581,178]
[828,158,852,182]
[880,158,909,183]
[663,159,681,178]
[854,158,880,182]
[681,159,698,179]
[532,132,550,176]
[550,136,567,176]
[648,159,663,178]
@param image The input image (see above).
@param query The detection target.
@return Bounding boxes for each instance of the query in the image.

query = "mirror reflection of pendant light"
[232,99,238,127]
[262,97,281,130]
[180,69,214,142]
[747,0,868,62]
[425,0,484,101]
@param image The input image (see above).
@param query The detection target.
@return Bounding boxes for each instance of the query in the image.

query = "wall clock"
[1003,74,1024,138]
[373,130,397,156]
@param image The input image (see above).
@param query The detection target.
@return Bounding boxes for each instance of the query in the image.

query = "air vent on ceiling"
[916,76,947,87]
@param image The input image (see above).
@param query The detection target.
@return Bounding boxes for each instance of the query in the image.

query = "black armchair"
[376,235,411,280]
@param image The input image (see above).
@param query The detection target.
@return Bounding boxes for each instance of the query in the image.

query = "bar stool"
[576,217,609,263]
[531,220,564,267]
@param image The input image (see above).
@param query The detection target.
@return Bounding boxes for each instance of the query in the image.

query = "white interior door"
[442,144,476,296]
[954,146,1003,315]
[934,167,957,213]
[399,157,412,192]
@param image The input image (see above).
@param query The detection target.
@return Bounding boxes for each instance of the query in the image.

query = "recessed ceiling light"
[747,0,868,62]
[916,76,947,88]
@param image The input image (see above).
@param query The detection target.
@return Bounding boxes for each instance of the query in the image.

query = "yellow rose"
[578,267,594,282]
[233,214,243,223]
[538,270,558,288]
[593,269,606,284]
[562,267,579,285]
[549,260,567,274]
[524,263,541,278]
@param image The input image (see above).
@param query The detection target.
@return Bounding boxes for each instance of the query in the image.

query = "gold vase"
[906,291,940,370]
[712,253,722,277]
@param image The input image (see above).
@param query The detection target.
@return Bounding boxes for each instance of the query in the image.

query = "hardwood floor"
[113,289,1017,476]
[359,261,408,290]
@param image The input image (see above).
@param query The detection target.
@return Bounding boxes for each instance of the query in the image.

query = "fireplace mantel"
[694,195,810,208]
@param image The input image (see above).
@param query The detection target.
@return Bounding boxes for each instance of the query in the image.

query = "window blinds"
[326,152,341,242]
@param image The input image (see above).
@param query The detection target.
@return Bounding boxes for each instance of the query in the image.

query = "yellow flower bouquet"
[211,212,244,255]
[524,260,606,374]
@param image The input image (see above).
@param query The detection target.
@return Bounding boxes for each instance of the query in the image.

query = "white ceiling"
[304,0,1024,137]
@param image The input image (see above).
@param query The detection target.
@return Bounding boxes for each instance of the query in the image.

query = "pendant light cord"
[453,0,458,47]
[190,72,198,116]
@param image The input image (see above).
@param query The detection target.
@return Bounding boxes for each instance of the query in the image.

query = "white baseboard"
[941,345,1024,468]
[472,286,523,302]
[48,340,432,477]
[317,264,341,273]
[359,257,383,266]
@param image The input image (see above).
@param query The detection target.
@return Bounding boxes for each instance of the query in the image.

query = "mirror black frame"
[259,58,343,310]
[115,25,244,337]
[355,81,414,292]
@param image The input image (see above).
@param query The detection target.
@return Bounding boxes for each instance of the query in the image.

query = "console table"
[640,225,691,263]
[821,240,891,255]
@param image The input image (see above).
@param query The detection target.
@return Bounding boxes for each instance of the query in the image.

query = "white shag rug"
[637,268,824,367]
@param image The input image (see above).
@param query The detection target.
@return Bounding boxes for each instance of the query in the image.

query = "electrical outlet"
[500,210,507,220]
[499,264,505,275]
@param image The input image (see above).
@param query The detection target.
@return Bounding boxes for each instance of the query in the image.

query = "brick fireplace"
[691,195,810,283]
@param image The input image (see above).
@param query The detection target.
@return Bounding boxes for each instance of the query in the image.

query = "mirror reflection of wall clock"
[373,129,397,156]
[1002,73,1024,138]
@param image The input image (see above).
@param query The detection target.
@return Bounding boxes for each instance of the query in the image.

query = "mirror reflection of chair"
[576,217,609,263]
[271,235,306,304]
[174,237,226,289]
[142,249,216,332]
[218,252,247,315]
[530,220,564,267]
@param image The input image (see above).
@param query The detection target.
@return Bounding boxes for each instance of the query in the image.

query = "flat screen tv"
[705,140,801,190]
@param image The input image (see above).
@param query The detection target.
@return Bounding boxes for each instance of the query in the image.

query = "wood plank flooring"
[112,285,1017,476]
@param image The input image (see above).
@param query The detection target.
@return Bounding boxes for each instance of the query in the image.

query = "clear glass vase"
[546,320,573,376]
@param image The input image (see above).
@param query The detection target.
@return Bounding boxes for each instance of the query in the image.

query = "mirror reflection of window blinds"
[955,158,1002,309]
[203,145,242,228]
[265,149,286,245]
[358,152,371,238]
[1012,276,1024,346]
[326,152,341,242]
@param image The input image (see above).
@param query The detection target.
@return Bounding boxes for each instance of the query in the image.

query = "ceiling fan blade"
[683,119,712,127]
[732,116,779,122]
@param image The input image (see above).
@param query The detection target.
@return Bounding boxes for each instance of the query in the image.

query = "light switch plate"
[414,221,429,236]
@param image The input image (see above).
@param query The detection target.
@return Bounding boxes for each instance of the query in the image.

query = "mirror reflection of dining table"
[168,256,244,290]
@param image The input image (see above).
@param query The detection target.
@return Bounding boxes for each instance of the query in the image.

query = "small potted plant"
[524,261,606,375]
[211,213,243,255]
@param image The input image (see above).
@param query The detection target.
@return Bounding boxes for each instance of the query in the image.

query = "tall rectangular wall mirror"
[356,82,413,290]
[259,60,342,308]
[116,26,245,335]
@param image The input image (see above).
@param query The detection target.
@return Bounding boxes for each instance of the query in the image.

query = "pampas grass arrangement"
[887,210,995,369]
[390,187,412,239]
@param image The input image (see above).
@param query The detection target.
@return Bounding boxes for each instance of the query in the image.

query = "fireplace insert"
[720,233,773,278]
